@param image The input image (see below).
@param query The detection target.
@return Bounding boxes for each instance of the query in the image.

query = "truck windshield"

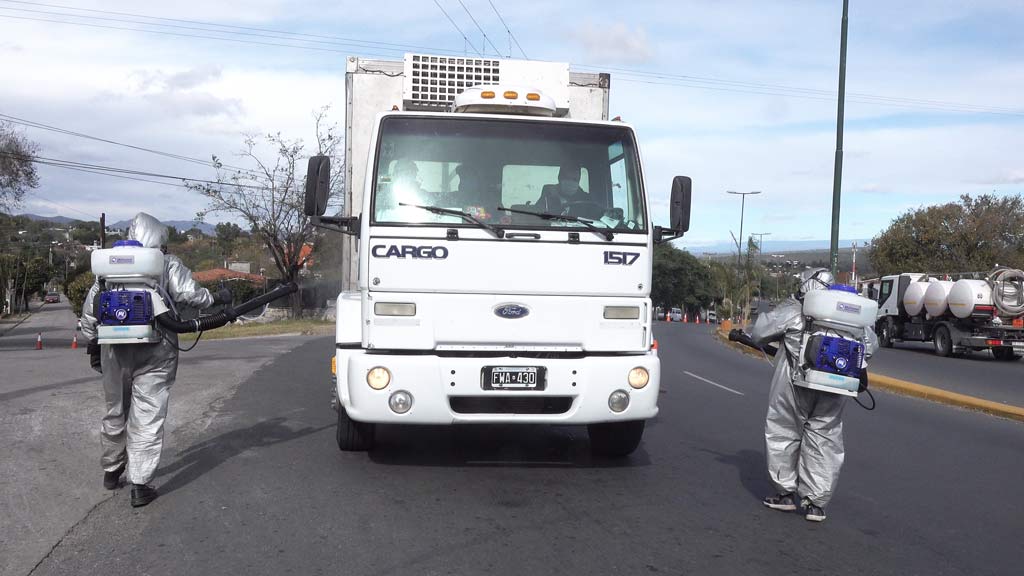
[371,116,646,233]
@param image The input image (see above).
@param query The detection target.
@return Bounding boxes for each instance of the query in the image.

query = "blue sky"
[1,0,1021,253]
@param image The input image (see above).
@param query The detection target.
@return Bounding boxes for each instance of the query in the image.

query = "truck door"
[878,279,896,315]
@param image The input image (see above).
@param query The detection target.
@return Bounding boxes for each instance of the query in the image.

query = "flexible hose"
[156,282,299,334]
[988,267,1024,318]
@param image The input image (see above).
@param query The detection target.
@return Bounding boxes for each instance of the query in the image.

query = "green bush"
[67,272,95,316]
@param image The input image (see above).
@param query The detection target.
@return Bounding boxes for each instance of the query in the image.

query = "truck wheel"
[934,326,953,357]
[588,420,645,457]
[879,319,894,348]
[336,406,375,451]
[992,347,1021,361]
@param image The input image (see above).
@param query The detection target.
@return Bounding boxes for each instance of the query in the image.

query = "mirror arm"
[654,226,684,245]
[312,215,359,236]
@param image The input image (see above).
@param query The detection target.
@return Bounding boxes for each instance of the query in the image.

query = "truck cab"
[307,55,690,456]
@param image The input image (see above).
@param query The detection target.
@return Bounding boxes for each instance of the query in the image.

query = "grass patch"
[179,319,333,341]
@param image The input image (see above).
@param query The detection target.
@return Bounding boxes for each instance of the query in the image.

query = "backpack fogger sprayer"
[91,240,297,344]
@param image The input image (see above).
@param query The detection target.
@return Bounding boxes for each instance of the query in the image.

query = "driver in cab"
[537,163,588,214]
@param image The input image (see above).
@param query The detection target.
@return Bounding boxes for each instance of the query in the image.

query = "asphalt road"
[17,323,1021,576]
[869,340,1024,407]
[0,300,309,576]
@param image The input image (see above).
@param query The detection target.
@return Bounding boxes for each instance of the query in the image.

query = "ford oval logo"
[494,304,530,319]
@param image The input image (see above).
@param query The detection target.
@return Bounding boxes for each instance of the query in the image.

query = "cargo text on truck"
[305,54,691,455]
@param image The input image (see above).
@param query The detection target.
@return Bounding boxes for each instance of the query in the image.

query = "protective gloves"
[211,288,233,306]
[87,339,102,374]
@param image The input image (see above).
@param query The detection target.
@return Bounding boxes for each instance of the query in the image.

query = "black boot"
[130,483,158,507]
[103,463,126,490]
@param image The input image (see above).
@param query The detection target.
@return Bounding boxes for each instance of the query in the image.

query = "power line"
[0,0,464,55]
[2,3,1018,117]
[455,0,503,57]
[0,112,294,184]
[0,151,269,190]
[431,0,482,56]
[577,65,1024,117]
[488,0,527,59]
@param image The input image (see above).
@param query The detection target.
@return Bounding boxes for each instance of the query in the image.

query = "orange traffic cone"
[71,334,78,349]
[36,333,42,350]
[665,312,671,322]
[696,314,701,325]
[683,314,689,323]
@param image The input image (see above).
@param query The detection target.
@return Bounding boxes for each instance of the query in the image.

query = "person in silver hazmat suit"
[80,212,230,507]
[749,268,878,522]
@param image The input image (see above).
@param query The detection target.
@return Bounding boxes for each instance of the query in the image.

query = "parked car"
[44,292,60,303]
[670,307,683,322]
[707,310,718,324]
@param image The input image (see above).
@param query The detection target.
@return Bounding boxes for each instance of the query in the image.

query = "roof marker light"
[526,92,540,101]
[503,90,519,99]
[481,90,496,99]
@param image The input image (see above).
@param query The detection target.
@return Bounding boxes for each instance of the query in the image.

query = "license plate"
[482,366,546,390]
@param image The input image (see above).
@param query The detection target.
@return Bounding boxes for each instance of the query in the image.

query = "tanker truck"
[862,268,1024,359]
[303,53,692,455]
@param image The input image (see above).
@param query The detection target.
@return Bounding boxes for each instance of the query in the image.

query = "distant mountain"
[16,213,81,225]
[109,219,217,235]
[683,238,872,255]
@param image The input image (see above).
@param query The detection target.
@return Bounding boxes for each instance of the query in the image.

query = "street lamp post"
[829,0,850,276]
[727,190,761,270]
[727,190,761,324]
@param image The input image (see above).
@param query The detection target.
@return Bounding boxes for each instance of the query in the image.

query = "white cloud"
[572,19,653,64]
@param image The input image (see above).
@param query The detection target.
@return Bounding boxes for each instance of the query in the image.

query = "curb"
[714,328,1024,423]
[867,373,1024,423]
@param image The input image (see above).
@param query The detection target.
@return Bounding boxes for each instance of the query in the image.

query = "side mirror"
[304,155,331,217]
[670,176,691,233]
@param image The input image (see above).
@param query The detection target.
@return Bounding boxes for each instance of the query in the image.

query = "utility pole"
[829,0,850,276]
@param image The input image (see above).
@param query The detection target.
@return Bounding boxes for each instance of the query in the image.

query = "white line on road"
[683,370,745,396]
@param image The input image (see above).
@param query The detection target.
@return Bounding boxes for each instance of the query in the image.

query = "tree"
[215,222,243,255]
[0,122,40,212]
[869,193,1024,276]
[187,107,342,317]
[652,244,714,318]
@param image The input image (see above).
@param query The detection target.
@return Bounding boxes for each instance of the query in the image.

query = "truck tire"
[878,319,894,348]
[588,420,645,457]
[992,347,1021,361]
[933,325,953,357]
[336,406,375,451]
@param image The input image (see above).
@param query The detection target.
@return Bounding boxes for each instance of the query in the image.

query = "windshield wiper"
[398,203,505,238]
[497,205,614,241]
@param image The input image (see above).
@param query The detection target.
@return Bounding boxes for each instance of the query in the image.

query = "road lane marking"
[684,370,745,396]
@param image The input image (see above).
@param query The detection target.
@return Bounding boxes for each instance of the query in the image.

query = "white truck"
[863,269,1024,360]
[304,54,691,456]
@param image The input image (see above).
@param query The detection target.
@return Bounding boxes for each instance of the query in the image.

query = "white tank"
[947,279,993,319]
[924,281,955,317]
[902,281,930,317]
[803,287,878,329]
[91,244,164,282]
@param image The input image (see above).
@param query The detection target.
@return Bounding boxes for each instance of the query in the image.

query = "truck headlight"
[367,366,391,390]
[389,390,413,414]
[628,367,650,389]
[608,390,630,413]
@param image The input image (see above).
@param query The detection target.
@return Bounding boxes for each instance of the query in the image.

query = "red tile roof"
[192,268,266,283]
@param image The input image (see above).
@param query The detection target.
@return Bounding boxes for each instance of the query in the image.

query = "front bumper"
[335,349,660,424]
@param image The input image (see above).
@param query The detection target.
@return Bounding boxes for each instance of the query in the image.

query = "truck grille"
[450,396,573,415]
